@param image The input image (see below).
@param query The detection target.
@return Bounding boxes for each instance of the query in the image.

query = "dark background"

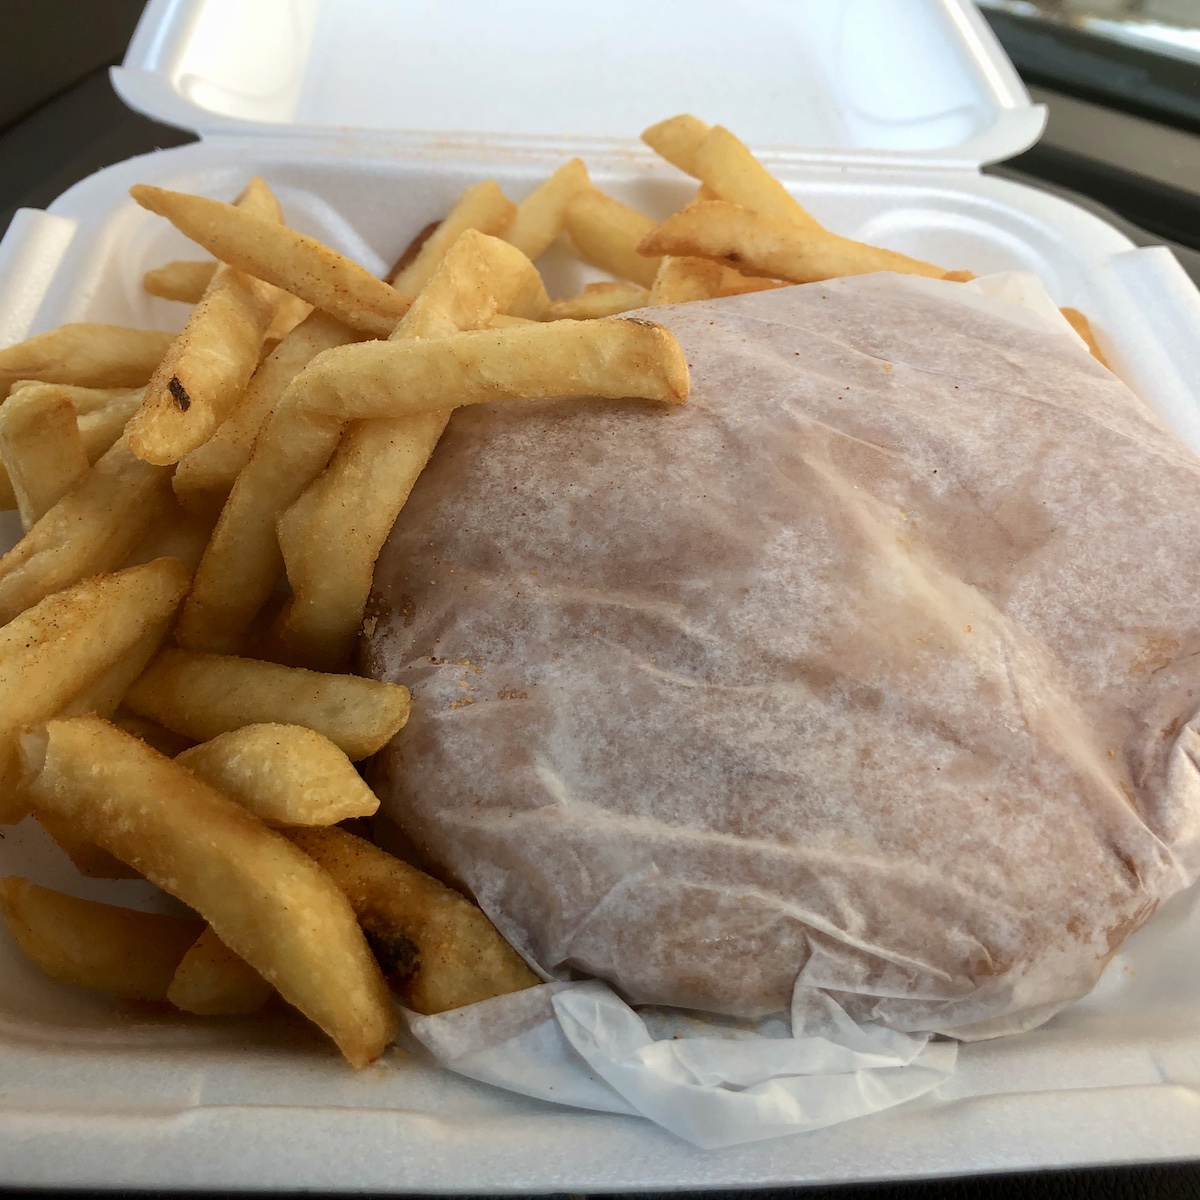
[1,2,1199,1197]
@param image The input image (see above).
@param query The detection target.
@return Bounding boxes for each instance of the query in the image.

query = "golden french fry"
[0,558,189,821]
[0,325,173,398]
[505,159,591,260]
[265,291,313,343]
[648,255,787,305]
[692,126,822,229]
[125,648,410,759]
[272,231,550,668]
[130,185,410,339]
[287,827,538,1015]
[487,313,536,328]
[563,188,662,287]
[639,200,955,284]
[0,385,142,514]
[0,877,202,1000]
[1060,306,1109,368]
[177,723,379,826]
[288,317,690,422]
[641,113,711,174]
[34,812,140,880]
[58,624,176,723]
[546,281,650,320]
[390,180,516,294]
[0,386,89,531]
[0,438,173,625]
[172,311,359,517]
[143,260,217,304]
[175,400,343,654]
[271,410,448,670]
[122,498,213,574]
[111,708,197,757]
[167,925,274,1016]
[126,180,284,465]
[20,717,399,1067]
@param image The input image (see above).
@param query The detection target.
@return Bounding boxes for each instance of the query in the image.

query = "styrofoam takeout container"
[2,0,1200,1189]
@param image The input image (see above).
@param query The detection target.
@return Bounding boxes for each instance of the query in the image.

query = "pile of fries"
[0,114,1106,1067]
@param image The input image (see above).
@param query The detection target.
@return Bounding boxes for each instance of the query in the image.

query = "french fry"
[143,259,217,304]
[167,925,274,1016]
[177,724,379,826]
[20,717,399,1067]
[692,126,822,229]
[265,291,313,343]
[174,400,343,654]
[0,438,173,625]
[648,255,786,305]
[58,625,175,722]
[504,158,591,260]
[172,311,360,517]
[0,386,90,531]
[0,877,202,1000]
[641,113,711,174]
[126,178,284,465]
[124,648,410,759]
[1060,306,1109,368]
[286,317,690,422]
[111,709,197,757]
[287,827,538,1015]
[638,200,956,284]
[0,385,142,514]
[546,281,650,320]
[272,231,550,668]
[563,188,662,287]
[390,180,517,294]
[0,558,189,820]
[34,812,140,880]
[121,498,214,574]
[130,185,410,339]
[0,325,173,398]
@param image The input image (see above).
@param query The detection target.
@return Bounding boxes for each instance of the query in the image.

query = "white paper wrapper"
[365,272,1200,1146]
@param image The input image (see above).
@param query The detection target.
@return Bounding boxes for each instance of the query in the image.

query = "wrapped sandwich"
[364,273,1200,1041]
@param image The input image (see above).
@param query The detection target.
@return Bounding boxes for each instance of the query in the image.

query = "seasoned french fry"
[272,231,550,668]
[0,558,189,820]
[546,281,650,320]
[0,438,173,625]
[126,179,284,465]
[174,400,343,654]
[0,325,173,398]
[130,185,410,339]
[121,498,214,574]
[1060,306,1109,368]
[125,648,410,759]
[0,385,142,514]
[390,180,516,294]
[287,317,690,422]
[648,255,786,305]
[641,113,711,174]
[505,158,591,260]
[0,877,202,999]
[34,812,140,880]
[265,291,313,343]
[563,188,662,287]
[167,925,274,1015]
[0,386,89,531]
[58,625,176,722]
[177,723,379,826]
[638,200,955,284]
[692,126,822,229]
[143,259,217,304]
[172,311,359,517]
[287,827,538,1015]
[20,717,399,1067]
[111,708,197,757]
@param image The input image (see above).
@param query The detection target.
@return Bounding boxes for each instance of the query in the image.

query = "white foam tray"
[1,0,1200,1189]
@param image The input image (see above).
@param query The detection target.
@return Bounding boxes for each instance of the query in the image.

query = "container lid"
[112,0,1045,168]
